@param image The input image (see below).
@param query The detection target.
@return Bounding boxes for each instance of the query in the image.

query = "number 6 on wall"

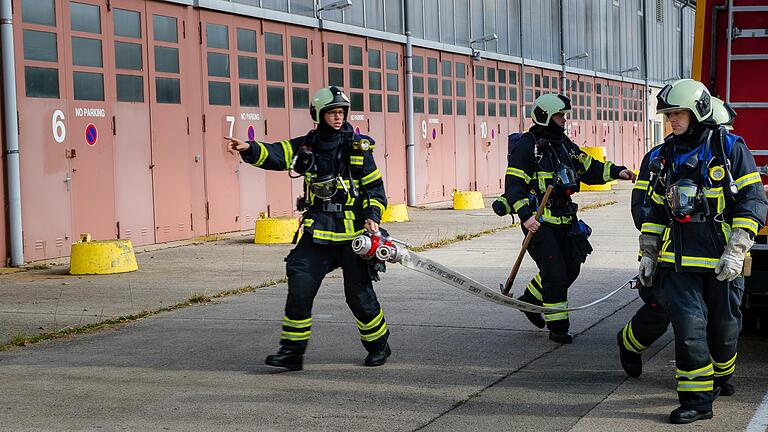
[52,110,66,143]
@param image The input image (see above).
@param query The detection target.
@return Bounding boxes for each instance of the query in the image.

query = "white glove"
[639,255,656,287]
[715,228,754,282]
[638,233,661,287]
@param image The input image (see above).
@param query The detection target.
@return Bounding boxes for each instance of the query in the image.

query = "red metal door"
[409,47,430,203]
[63,0,117,241]
[260,21,293,217]
[595,78,617,163]
[424,53,443,201]
[146,2,206,242]
[359,38,388,188]
[111,0,155,245]
[13,0,72,260]
[382,41,406,204]
[582,77,597,149]
[473,59,502,195]
[200,10,241,234]
[453,56,475,192]
[437,52,457,199]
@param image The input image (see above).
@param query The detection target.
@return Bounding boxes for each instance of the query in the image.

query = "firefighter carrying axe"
[501,185,554,296]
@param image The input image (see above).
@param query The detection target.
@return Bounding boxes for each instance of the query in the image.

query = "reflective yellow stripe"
[312,228,365,242]
[253,142,269,166]
[361,169,382,185]
[677,381,714,392]
[712,353,737,370]
[582,154,593,171]
[303,218,314,227]
[356,309,384,330]
[658,252,720,268]
[541,208,572,225]
[641,223,665,235]
[346,193,356,206]
[734,172,761,190]
[283,316,312,328]
[675,364,714,379]
[633,180,649,191]
[622,321,646,353]
[535,171,553,193]
[344,219,355,234]
[513,198,529,212]
[603,161,614,182]
[281,330,311,341]
[366,198,386,214]
[733,217,759,235]
[544,312,568,321]
[350,155,364,165]
[651,192,664,205]
[526,280,543,301]
[360,322,388,341]
[344,211,355,220]
[506,167,531,183]
[281,140,293,170]
[497,196,512,213]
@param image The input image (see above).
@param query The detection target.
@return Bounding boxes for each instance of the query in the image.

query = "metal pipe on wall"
[643,0,651,152]
[403,0,416,206]
[559,0,567,97]
[1,0,25,266]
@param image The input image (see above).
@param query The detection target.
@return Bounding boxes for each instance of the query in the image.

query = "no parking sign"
[85,123,98,146]
[247,125,255,141]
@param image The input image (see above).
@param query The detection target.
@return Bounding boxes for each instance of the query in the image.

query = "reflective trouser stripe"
[712,353,737,377]
[526,273,543,301]
[543,301,568,322]
[621,321,646,354]
[356,309,387,342]
[281,316,312,341]
[675,364,714,380]
[677,380,714,392]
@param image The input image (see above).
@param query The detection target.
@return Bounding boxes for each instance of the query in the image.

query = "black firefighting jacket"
[498,130,626,226]
[240,122,387,244]
[638,128,767,271]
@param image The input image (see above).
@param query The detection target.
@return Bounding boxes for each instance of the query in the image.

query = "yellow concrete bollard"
[382,204,410,223]
[453,191,485,210]
[580,146,612,191]
[69,233,138,275]
[254,214,299,244]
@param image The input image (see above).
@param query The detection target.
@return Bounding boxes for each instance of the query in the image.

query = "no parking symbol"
[247,125,255,141]
[85,123,98,146]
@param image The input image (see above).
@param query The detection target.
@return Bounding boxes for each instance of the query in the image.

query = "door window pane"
[456,62,465,78]
[442,79,452,96]
[71,2,100,34]
[292,87,309,109]
[154,46,179,73]
[206,23,228,49]
[291,62,308,84]
[266,59,284,82]
[265,33,283,56]
[116,74,143,102]
[488,102,496,116]
[368,49,381,68]
[153,15,177,42]
[487,85,496,100]
[208,81,231,105]
[475,83,485,98]
[427,57,437,75]
[476,101,485,116]
[475,66,484,81]
[441,60,451,77]
[387,94,399,112]
[24,66,59,98]
[487,68,495,82]
[115,41,142,70]
[328,67,343,86]
[239,83,259,107]
[412,55,423,74]
[350,69,364,89]
[428,77,438,95]
[156,77,180,103]
[291,36,307,58]
[456,81,465,97]
[22,0,56,26]
[457,99,466,116]
[114,9,141,38]
[23,30,58,62]
[498,69,506,83]
[239,56,258,80]
[369,94,383,112]
[428,97,438,114]
[267,86,285,107]
[387,73,399,92]
[442,99,452,115]
[73,71,104,100]
[413,77,424,93]
[350,92,364,111]
[414,97,424,113]
[510,103,517,117]
[72,37,102,67]
[328,43,343,64]
[368,71,382,90]
[510,70,517,84]
[349,46,363,66]
[207,52,230,77]
[238,28,257,52]
[386,51,398,71]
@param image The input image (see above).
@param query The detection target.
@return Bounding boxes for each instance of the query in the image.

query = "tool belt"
[534,195,578,215]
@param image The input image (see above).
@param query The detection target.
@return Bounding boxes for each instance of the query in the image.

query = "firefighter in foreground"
[617,97,740,386]
[492,93,636,344]
[226,87,391,371]
[633,79,767,424]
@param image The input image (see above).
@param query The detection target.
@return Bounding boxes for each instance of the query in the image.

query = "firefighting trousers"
[279,235,389,354]
[658,269,744,411]
[519,224,582,333]
[619,282,670,356]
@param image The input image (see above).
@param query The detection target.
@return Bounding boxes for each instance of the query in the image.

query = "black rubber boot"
[669,406,713,424]
[548,331,573,344]
[364,343,391,367]
[617,331,642,377]
[265,348,303,371]
[715,382,735,397]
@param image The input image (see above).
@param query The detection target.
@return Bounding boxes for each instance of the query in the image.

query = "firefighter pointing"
[226,86,391,371]
[633,79,767,424]
[493,93,636,344]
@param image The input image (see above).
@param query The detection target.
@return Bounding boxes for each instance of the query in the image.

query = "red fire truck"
[694,0,768,329]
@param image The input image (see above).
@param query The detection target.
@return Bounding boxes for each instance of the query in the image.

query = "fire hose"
[352,232,639,314]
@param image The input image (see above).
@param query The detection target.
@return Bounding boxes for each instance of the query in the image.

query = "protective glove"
[715,228,754,282]
[492,197,510,216]
[638,233,661,287]
[367,259,386,282]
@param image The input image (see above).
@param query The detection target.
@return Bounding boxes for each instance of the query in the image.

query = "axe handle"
[502,185,554,296]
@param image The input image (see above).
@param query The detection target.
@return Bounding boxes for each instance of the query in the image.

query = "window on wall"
[153,14,180,104]
[265,32,284,108]
[368,47,383,113]
[239,28,258,107]
[290,36,308,109]
[113,8,143,102]
[71,2,104,101]
[413,55,424,113]
[206,23,231,106]
[386,51,399,113]
[22,0,60,98]
[475,65,485,116]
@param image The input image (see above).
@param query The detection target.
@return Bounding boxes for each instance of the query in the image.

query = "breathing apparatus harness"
[533,137,581,214]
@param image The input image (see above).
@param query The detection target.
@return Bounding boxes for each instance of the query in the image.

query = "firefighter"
[226,86,391,371]
[635,79,767,424]
[617,98,739,382]
[492,93,637,344]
